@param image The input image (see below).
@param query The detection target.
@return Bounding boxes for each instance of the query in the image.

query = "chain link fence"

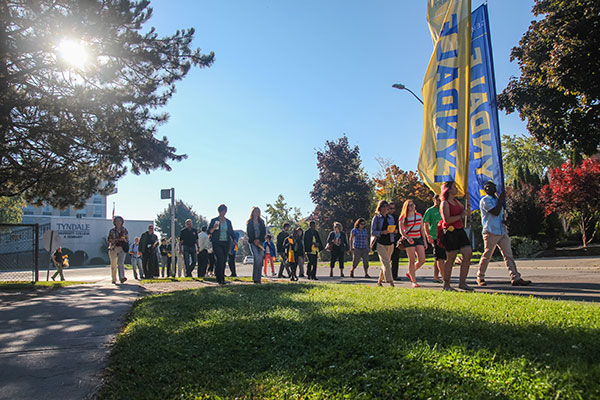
[0,224,39,282]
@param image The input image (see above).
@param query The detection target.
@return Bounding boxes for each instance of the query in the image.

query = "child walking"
[263,234,277,276]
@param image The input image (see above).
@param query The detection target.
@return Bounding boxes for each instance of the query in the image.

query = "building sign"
[56,223,91,239]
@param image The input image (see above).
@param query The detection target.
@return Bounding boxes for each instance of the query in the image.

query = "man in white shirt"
[197,226,210,277]
[477,181,532,287]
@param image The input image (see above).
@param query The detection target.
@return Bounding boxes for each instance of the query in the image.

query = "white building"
[23,194,108,219]
[21,194,152,265]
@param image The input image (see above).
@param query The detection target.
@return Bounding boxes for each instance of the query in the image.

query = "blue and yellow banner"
[468,4,505,209]
[419,0,472,196]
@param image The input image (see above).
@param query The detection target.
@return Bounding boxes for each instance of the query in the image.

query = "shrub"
[506,184,545,237]
[510,236,547,258]
[71,250,88,266]
[89,257,109,266]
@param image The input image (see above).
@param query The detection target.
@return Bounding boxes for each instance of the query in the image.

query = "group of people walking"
[104,181,531,289]
[107,205,239,285]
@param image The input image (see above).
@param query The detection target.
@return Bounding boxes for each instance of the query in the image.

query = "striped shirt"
[402,213,423,239]
[350,228,368,249]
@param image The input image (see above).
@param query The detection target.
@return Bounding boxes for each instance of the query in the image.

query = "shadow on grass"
[475,281,600,303]
[100,283,600,399]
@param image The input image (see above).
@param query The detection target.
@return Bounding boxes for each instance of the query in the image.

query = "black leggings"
[330,251,344,270]
[213,241,229,284]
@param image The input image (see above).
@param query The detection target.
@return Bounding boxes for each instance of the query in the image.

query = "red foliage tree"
[540,159,600,246]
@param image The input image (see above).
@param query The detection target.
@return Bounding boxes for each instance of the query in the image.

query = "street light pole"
[392,83,424,105]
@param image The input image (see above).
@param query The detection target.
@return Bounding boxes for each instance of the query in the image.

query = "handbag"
[370,235,378,252]
[121,241,130,253]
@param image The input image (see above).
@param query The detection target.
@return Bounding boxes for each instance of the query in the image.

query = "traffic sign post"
[161,188,175,276]
[42,230,61,281]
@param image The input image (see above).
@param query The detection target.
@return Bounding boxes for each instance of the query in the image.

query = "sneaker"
[458,283,474,291]
[120,277,127,283]
[511,278,532,286]
[272,272,277,277]
[477,278,487,286]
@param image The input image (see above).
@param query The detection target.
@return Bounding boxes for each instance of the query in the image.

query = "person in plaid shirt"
[107,216,129,284]
[349,218,370,278]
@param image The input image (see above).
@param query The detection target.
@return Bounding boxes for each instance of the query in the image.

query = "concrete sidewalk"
[0,282,142,400]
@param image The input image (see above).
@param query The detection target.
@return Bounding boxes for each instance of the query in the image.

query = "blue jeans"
[183,245,197,277]
[131,256,143,279]
[250,243,264,283]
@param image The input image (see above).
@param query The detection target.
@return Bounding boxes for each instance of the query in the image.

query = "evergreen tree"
[310,136,372,232]
[265,194,304,237]
[0,1,214,208]
[155,200,208,238]
[0,196,25,224]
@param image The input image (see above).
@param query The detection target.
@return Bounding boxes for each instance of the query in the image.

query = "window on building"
[60,207,70,216]
[42,204,53,215]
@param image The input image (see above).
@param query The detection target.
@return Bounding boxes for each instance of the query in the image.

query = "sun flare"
[57,39,89,69]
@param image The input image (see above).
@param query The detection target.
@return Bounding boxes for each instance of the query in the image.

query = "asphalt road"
[27,256,600,302]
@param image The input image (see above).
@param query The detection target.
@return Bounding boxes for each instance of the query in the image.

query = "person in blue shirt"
[477,181,532,287]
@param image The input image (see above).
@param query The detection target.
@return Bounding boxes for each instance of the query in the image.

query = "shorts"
[441,228,471,252]
[433,241,447,260]
[402,236,424,248]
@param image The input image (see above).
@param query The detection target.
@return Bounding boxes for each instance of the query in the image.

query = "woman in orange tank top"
[440,181,473,291]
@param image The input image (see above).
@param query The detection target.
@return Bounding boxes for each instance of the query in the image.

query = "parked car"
[243,256,254,265]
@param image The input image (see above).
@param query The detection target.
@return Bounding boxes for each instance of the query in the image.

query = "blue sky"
[110,0,536,230]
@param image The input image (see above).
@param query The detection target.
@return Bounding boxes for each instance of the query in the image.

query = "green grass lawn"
[0,280,90,290]
[99,283,599,399]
